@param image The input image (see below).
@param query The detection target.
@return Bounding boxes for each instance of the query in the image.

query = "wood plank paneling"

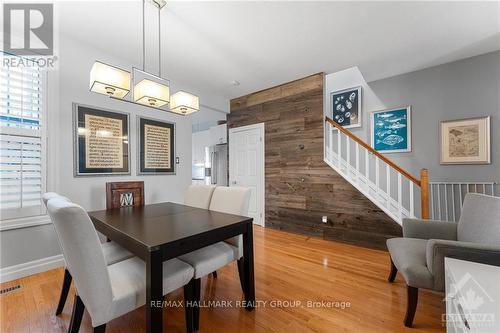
[228,74,401,250]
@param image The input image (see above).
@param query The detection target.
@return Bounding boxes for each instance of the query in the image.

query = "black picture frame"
[73,103,130,176]
[138,116,176,175]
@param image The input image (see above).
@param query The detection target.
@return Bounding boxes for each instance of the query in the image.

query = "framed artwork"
[371,106,412,153]
[138,116,175,174]
[73,103,130,176]
[440,116,491,164]
[330,86,361,129]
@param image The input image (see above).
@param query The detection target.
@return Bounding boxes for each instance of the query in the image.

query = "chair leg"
[211,271,217,279]
[56,268,72,316]
[404,286,419,327]
[193,278,201,331]
[237,258,246,294]
[388,258,398,282]
[93,324,106,333]
[68,295,85,333]
[184,280,194,333]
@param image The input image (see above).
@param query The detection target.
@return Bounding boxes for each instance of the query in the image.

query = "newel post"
[420,169,429,219]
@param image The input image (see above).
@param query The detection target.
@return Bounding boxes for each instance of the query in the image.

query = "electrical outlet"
[322,216,328,224]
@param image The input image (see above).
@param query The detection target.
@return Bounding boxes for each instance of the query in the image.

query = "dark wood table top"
[88,202,253,251]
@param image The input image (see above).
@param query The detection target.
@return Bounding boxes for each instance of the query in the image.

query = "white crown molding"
[0,254,64,283]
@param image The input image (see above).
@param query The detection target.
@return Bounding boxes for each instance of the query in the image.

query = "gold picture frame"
[440,116,491,164]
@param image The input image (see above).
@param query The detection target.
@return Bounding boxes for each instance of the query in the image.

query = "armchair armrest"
[402,218,457,240]
[426,239,500,291]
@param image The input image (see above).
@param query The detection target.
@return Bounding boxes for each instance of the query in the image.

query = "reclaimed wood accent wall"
[228,73,401,250]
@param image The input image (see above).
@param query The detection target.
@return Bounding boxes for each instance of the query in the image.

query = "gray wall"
[0,34,229,269]
[368,51,500,184]
[325,51,500,193]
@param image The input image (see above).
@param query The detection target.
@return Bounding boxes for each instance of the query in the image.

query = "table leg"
[242,221,255,311]
[146,249,163,333]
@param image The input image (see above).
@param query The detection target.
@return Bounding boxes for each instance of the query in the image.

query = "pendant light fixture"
[89,0,199,115]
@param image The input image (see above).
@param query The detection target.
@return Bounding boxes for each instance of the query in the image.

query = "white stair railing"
[324,118,429,225]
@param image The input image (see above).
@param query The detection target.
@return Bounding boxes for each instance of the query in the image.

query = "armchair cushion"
[402,218,457,240]
[457,193,500,245]
[426,239,500,291]
[386,238,434,289]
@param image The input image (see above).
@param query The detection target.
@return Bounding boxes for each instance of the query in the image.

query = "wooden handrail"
[325,117,421,186]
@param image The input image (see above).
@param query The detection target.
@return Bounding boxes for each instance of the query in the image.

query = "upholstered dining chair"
[42,192,133,316]
[179,186,251,331]
[184,184,216,209]
[387,193,500,327]
[46,197,195,333]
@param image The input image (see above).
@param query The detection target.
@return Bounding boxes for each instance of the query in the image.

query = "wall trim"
[0,254,64,283]
[0,215,52,232]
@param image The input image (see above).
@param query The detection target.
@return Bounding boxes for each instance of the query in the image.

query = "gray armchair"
[387,193,500,327]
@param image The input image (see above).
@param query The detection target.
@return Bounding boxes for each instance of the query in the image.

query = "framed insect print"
[73,103,130,176]
[138,117,175,174]
[371,106,412,153]
[330,86,361,128]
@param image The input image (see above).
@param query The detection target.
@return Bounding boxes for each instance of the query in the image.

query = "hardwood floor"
[0,227,445,333]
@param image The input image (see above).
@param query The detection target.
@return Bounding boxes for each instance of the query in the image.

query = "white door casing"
[229,123,265,227]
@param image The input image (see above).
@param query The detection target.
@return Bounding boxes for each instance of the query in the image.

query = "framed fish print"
[330,86,361,128]
[371,106,411,153]
[73,103,130,176]
[440,116,490,164]
[138,117,175,174]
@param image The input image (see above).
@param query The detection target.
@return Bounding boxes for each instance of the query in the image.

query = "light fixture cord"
[142,0,145,71]
[158,2,161,77]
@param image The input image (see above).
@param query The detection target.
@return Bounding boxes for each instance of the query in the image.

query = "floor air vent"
[0,284,22,295]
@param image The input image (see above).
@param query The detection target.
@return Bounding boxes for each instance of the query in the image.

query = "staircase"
[324,117,429,225]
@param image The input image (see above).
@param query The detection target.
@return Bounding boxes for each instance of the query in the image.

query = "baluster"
[398,173,402,220]
[328,123,333,161]
[409,181,414,217]
[365,150,369,183]
[386,164,391,203]
[444,184,448,221]
[375,158,380,196]
[337,130,341,169]
[437,184,442,220]
[346,136,350,175]
[355,143,360,184]
[430,184,434,220]
[451,184,456,222]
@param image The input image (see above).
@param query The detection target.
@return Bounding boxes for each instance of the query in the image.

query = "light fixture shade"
[134,79,170,107]
[89,61,131,98]
[170,91,199,115]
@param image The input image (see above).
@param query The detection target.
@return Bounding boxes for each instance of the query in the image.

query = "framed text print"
[371,106,412,153]
[330,86,361,129]
[73,103,130,176]
[440,116,491,164]
[138,117,175,175]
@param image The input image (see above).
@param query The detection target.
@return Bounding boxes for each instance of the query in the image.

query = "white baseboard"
[0,254,64,283]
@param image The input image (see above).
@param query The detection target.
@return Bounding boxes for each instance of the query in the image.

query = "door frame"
[229,122,265,227]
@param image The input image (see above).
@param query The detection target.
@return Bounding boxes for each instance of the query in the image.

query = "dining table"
[88,202,255,333]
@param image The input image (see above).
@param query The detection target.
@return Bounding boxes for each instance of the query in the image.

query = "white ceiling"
[59,1,500,100]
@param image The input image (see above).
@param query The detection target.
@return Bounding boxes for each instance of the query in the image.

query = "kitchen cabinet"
[209,123,227,145]
[192,130,209,165]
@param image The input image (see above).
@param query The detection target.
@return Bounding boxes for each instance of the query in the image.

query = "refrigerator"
[207,144,228,186]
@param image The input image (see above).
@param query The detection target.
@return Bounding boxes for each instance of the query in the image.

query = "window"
[0,61,46,220]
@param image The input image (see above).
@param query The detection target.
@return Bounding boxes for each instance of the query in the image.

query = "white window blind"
[0,62,46,220]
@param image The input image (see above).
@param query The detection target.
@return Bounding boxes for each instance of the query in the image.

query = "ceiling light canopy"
[88,0,199,115]
[170,91,199,115]
[89,61,130,98]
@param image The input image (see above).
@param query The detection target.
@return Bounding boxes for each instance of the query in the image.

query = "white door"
[229,123,264,226]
